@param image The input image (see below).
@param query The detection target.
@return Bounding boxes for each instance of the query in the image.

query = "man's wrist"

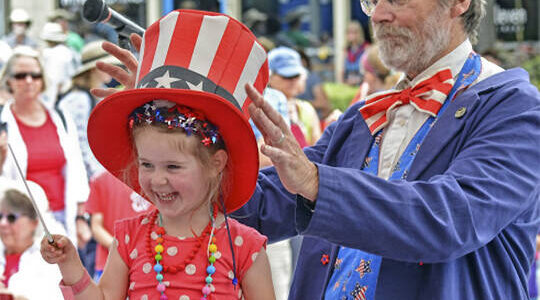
[300,162,319,201]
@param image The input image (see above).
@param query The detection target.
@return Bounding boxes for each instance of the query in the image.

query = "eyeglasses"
[360,0,410,16]
[11,72,43,80]
[0,212,21,224]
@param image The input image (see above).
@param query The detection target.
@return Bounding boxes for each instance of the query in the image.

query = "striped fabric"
[135,10,268,117]
[359,69,454,135]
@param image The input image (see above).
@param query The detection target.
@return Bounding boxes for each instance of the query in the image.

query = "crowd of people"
[0,0,538,299]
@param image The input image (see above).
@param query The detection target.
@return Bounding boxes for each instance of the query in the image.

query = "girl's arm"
[40,235,128,300]
[241,247,276,300]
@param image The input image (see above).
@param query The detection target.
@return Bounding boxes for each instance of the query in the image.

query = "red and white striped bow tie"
[359,68,454,135]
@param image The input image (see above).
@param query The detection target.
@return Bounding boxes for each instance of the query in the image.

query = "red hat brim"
[87,88,259,213]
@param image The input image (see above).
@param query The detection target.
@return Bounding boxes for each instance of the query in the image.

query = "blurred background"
[0,0,538,110]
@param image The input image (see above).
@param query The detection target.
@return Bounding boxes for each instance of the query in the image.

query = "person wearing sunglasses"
[0,178,65,299]
[0,46,89,251]
[92,0,540,299]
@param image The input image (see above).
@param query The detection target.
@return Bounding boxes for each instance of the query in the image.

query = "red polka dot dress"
[115,210,267,300]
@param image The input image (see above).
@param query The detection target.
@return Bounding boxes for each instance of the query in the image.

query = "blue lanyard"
[324,52,482,300]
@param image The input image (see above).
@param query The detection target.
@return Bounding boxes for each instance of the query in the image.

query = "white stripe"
[232,42,267,107]
[151,11,179,70]
[135,38,146,85]
[416,89,447,104]
[189,15,229,76]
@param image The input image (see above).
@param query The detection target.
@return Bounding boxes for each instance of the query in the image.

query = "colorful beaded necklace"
[147,203,219,299]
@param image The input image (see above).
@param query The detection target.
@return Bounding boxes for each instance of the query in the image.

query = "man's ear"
[211,149,228,174]
[450,0,471,18]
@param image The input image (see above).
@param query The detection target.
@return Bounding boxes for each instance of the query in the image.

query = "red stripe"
[217,30,255,96]
[413,98,443,113]
[164,11,203,69]
[138,22,160,82]
[207,20,243,87]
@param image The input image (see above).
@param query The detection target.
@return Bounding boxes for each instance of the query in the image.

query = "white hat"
[9,8,31,23]
[40,22,67,43]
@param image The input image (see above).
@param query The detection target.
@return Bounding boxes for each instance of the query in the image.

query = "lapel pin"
[455,107,467,119]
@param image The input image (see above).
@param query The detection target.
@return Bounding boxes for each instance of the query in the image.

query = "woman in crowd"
[0,178,65,299]
[0,46,89,245]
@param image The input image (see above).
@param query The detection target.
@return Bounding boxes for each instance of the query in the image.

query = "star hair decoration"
[128,100,221,147]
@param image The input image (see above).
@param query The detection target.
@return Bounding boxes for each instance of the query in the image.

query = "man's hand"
[246,84,319,201]
[91,33,142,98]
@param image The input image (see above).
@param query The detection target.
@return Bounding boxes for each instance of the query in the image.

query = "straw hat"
[75,40,121,76]
[9,8,31,24]
[40,22,67,43]
[87,9,268,213]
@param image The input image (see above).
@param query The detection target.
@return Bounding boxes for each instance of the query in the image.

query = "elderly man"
[244,0,540,299]
[93,0,540,299]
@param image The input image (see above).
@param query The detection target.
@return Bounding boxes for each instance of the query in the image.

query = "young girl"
[40,9,275,300]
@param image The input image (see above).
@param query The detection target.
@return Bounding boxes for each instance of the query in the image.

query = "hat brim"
[75,55,121,77]
[275,65,307,78]
[87,88,259,213]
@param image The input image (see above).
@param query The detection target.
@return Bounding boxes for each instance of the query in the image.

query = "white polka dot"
[238,288,243,299]
[210,284,215,292]
[130,248,138,260]
[125,234,130,244]
[251,252,258,261]
[185,264,196,275]
[177,236,186,240]
[167,246,178,256]
[141,295,148,300]
[141,217,149,225]
[151,232,158,240]
[179,296,190,300]
[214,251,222,259]
[234,236,244,246]
[163,281,170,286]
[228,270,235,279]
[129,282,135,290]
[142,263,152,274]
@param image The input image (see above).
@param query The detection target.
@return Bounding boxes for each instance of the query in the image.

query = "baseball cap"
[268,46,306,78]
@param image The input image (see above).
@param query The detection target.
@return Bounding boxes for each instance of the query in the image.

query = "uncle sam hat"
[87,9,268,212]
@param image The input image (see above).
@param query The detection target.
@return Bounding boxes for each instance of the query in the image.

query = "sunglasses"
[11,72,43,80]
[0,212,21,224]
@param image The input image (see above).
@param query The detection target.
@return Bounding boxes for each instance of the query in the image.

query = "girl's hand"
[40,235,77,265]
[91,33,142,98]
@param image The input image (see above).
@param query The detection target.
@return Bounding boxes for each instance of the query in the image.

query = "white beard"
[374,6,451,76]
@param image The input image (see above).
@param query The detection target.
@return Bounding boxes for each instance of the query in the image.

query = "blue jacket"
[234,68,540,299]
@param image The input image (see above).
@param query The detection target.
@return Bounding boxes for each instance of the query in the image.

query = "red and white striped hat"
[87,9,268,212]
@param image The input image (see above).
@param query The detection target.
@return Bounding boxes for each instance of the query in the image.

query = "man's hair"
[441,0,486,44]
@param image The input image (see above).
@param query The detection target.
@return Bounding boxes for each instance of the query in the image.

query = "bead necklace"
[148,204,219,299]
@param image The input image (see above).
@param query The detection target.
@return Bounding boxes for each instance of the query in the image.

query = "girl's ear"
[211,149,228,174]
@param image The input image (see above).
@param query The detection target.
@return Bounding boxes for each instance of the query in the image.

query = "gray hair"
[440,0,486,44]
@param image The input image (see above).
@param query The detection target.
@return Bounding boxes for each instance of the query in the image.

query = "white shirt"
[378,40,504,179]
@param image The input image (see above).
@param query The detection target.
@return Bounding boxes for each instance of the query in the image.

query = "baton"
[7,143,55,244]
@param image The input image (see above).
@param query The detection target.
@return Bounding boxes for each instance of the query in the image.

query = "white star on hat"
[186,81,203,91]
[154,71,180,88]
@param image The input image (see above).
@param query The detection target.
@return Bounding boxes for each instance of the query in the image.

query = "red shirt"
[85,171,151,270]
[115,212,266,299]
[15,111,66,211]
[2,253,22,287]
